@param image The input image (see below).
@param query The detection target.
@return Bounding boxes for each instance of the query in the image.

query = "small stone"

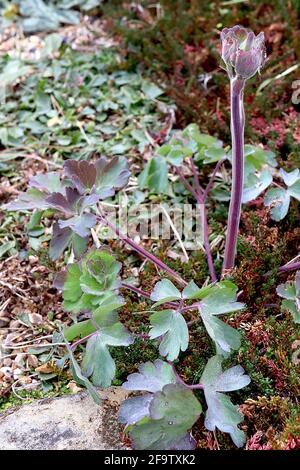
[2,358,12,367]
[0,367,12,378]
[13,368,23,380]
[28,313,43,325]
[0,317,10,327]
[14,354,25,367]
[19,376,32,385]
[35,363,54,374]
[67,381,83,394]
[27,354,38,368]
[9,320,20,329]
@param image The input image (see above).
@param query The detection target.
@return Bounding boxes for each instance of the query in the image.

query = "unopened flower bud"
[221,25,266,79]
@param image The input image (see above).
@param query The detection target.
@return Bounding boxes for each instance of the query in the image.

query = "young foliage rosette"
[56,249,133,388]
[5,156,130,259]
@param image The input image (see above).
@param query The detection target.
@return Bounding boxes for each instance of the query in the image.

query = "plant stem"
[223,76,245,272]
[175,166,199,200]
[121,282,179,308]
[189,157,204,196]
[263,261,300,278]
[169,362,204,389]
[176,163,217,282]
[121,282,152,299]
[71,331,97,350]
[278,261,300,274]
[177,159,217,281]
[185,383,204,390]
[98,215,187,287]
[199,202,217,282]
[203,159,224,200]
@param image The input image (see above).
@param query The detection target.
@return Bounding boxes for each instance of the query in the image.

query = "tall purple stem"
[223,76,245,272]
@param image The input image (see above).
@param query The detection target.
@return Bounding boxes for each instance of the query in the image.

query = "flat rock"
[0,387,129,450]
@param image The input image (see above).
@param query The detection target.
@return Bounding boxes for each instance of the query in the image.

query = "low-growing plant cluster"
[3,24,300,450]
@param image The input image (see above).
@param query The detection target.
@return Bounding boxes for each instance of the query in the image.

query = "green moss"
[111,338,158,384]
[0,379,72,411]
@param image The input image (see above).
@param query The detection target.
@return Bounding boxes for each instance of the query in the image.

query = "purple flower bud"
[221,25,266,79]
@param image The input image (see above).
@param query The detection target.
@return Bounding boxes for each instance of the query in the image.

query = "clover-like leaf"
[138,157,169,193]
[201,310,241,355]
[182,280,214,300]
[82,324,133,388]
[242,169,272,203]
[279,168,300,187]
[200,283,245,315]
[243,145,276,177]
[122,359,178,393]
[157,142,192,167]
[200,355,250,447]
[277,272,300,324]
[150,279,181,306]
[287,178,300,202]
[128,384,202,450]
[264,187,290,221]
[203,147,228,164]
[149,310,189,361]
[197,283,244,355]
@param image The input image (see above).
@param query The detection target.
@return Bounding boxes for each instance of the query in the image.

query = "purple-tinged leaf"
[53,270,67,290]
[49,222,72,260]
[200,355,250,447]
[95,156,130,198]
[80,193,101,211]
[119,395,153,425]
[129,384,202,450]
[72,233,88,258]
[123,359,178,393]
[58,213,96,237]
[46,192,73,215]
[64,160,96,194]
[65,187,82,208]
[4,188,49,211]
[30,172,65,193]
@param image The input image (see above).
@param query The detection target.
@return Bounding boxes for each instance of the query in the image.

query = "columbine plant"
[5,155,251,449]
[4,26,299,450]
[221,25,266,271]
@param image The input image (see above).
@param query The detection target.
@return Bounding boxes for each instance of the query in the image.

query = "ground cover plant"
[0,1,300,451]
